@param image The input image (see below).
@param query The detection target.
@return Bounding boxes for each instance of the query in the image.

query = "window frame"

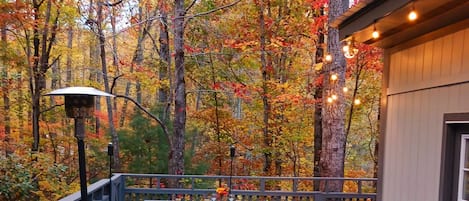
[459,134,469,201]
[440,113,469,201]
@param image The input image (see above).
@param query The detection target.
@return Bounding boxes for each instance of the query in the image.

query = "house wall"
[382,27,469,201]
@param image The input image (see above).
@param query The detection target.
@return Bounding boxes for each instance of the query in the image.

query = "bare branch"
[227,62,247,87]
[109,15,162,38]
[110,74,124,94]
[103,0,123,7]
[111,75,172,148]
[48,55,61,69]
[186,0,242,19]
[114,94,172,148]
[186,0,197,12]
[41,104,64,114]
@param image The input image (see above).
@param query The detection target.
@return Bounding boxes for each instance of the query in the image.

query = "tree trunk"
[319,0,347,192]
[118,33,144,127]
[258,1,272,175]
[158,1,171,122]
[110,6,119,110]
[110,7,119,69]
[31,0,43,152]
[169,0,186,179]
[209,53,222,180]
[1,26,11,156]
[87,0,100,137]
[17,69,25,138]
[372,99,381,188]
[118,2,152,127]
[66,27,73,86]
[31,0,58,152]
[97,0,120,170]
[345,56,363,137]
[313,84,322,191]
[313,9,326,191]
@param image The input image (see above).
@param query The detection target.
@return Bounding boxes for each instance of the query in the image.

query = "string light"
[372,22,379,39]
[343,40,358,59]
[331,94,338,100]
[343,87,348,93]
[327,97,334,103]
[372,30,379,39]
[325,54,332,62]
[330,74,338,81]
[408,2,417,21]
[354,99,361,105]
[408,10,417,21]
[342,45,349,52]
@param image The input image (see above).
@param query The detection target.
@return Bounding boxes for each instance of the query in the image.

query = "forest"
[0,0,382,200]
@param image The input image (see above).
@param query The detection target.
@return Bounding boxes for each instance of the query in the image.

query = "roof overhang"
[334,0,469,49]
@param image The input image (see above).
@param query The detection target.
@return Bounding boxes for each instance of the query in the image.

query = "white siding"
[383,27,469,201]
[388,28,469,95]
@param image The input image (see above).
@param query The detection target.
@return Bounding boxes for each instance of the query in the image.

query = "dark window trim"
[439,113,469,201]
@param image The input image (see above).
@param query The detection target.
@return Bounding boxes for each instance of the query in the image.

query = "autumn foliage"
[0,0,381,199]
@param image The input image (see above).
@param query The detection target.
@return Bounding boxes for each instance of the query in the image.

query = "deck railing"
[59,173,377,201]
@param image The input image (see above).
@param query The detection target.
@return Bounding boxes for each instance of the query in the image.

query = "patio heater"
[45,87,114,201]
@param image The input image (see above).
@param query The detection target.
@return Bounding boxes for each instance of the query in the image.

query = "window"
[459,135,469,201]
[439,113,469,201]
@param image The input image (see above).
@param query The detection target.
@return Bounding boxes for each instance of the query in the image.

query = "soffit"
[335,0,469,49]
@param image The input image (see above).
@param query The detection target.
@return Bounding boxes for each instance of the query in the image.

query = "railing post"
[260,178,265,192]
[292,178,298,192]
[358,179,362,194]
[191,177,195,190]
[324,179,329,192]
[119,175,125,201]
[314,193,324,201]
[156,177,160,189]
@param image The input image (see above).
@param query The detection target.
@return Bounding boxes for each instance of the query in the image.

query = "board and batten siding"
[382,27,469,201]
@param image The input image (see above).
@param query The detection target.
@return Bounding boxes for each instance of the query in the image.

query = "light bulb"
[343,87,348,92]
[331,94,338,100]
[354,99,361,105]
[327,97,333,103]
[372,30,380,39]
[330,74,338,81]
[342,45,350,52]
[408,10,417,21]
[343,40,358,58]
[325,54,332,62]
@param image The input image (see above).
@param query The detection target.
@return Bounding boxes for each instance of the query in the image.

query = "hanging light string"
[322,0,421,106]
[331,0,419,49]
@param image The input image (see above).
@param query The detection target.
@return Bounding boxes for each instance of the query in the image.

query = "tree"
[119,111,168,174]
[158,0,171,122]
[309,0,327,190]
[343,43,382,181]
[256,0,272,174]
[169,0,242,179]
[319,0,347,192]
[1,17,11,156]
[28,0,62,152]
[170,0,186,179]
[118,0,157,127]
[95,0,121,170]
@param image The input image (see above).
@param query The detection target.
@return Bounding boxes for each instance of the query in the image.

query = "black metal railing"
[59,173,377,201]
